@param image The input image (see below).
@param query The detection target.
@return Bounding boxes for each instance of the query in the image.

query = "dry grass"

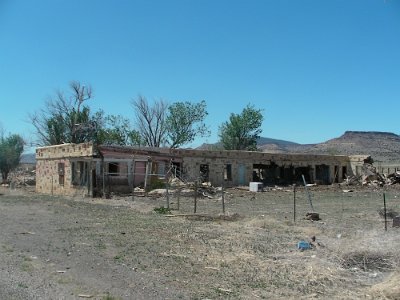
[1,186,400,299]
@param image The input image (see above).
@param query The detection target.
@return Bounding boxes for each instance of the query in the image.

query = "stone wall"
[35,143,363,197]
[178,150,352,186]
[36,143,94,196]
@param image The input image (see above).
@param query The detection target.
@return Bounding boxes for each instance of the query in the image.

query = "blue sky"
[1,0,399,151]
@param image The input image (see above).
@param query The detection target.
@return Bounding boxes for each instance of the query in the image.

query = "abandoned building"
[35,142,371,197]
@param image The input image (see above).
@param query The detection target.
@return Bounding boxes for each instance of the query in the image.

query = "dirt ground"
[0,185,400,299]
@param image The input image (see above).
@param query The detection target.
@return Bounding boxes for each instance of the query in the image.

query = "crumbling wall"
[35,143,94,196]
[179,150,350,187]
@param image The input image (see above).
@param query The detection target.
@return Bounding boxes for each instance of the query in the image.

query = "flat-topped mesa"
[340,131,400,139]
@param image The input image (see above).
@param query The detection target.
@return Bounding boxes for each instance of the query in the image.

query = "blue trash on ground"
[297,240,311,250]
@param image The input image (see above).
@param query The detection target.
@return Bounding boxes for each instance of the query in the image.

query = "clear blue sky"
[1,0,399,151]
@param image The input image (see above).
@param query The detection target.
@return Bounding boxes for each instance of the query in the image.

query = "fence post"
[302,175,314,212]
[166,180,170,209]
[293,184,296,222]
[384,193,387,231]
[102,161,106,198]
[131,168,135,201]
[177,188,180,211]
[194,181,198,214]
[222,180,225,214]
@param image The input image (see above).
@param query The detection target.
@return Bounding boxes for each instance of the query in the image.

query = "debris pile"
[2,170,36,187]
[343,164,400,187]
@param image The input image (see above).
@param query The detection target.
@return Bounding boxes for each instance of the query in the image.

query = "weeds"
[153,206,171,214]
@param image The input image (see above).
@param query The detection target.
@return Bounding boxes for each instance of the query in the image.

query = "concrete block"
[249,182,263,192]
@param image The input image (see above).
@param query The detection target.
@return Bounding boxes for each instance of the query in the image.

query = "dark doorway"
[342,166,347,181]
[200,164,209,182]
[253,163,278,185]
[315,164,330,184]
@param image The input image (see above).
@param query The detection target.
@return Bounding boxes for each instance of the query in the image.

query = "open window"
[224,164,232,181]
[72,161,88,186]
[157,161,166,178]
[108,162,119,176]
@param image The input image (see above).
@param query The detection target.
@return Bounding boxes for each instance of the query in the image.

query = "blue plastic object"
[297,240,311,250]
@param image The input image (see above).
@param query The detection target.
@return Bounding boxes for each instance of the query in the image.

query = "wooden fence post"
[194,181,198,214]
[384,193,387,231]
[222,181,225,214]
[293,184,296,223]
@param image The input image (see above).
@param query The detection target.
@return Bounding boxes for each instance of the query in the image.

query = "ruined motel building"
[34,143,376,197]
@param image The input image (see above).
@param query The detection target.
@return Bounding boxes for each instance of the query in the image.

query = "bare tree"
[131,95,168,147]
[70,80,92,113]
[29,81,98,146]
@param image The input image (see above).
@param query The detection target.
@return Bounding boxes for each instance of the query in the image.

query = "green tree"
[131,96,209,148]
[0,133,24,182]
[166,100,209,148]
[97,114,143,146]
[218,104,264,151]
[29,81,102,145]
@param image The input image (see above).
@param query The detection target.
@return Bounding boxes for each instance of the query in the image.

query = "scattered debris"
[343,162,400,187]
[217,288,232,294]
[305,212,321,221]
[341,251,394,272]
[205,266,220,271]
[4,169,36,188]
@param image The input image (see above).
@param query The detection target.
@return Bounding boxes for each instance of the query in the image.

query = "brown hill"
[275,131,400,164]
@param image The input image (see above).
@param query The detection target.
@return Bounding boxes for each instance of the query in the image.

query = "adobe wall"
[36,143,94,196]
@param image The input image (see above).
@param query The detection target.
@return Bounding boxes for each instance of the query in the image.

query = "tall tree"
[29,81,101,145]
[97,114,143,146]
[0,133,24,182]
[218,104,264,151]
[166,100,209,148]
[131,96,210,148]
[131,95,168,147]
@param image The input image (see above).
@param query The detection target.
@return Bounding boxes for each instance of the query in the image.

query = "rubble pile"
[344,164,400,187]
[2,170,36,188]
[170,178,221,198]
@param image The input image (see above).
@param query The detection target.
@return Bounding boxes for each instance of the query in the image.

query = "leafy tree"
[218,104,264,151]
[131,96,210,148]
[97,114,143,146]
[166,100,209,148]
[131,95,168,147]
[29,81,101,146]
[0,133,24,182]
